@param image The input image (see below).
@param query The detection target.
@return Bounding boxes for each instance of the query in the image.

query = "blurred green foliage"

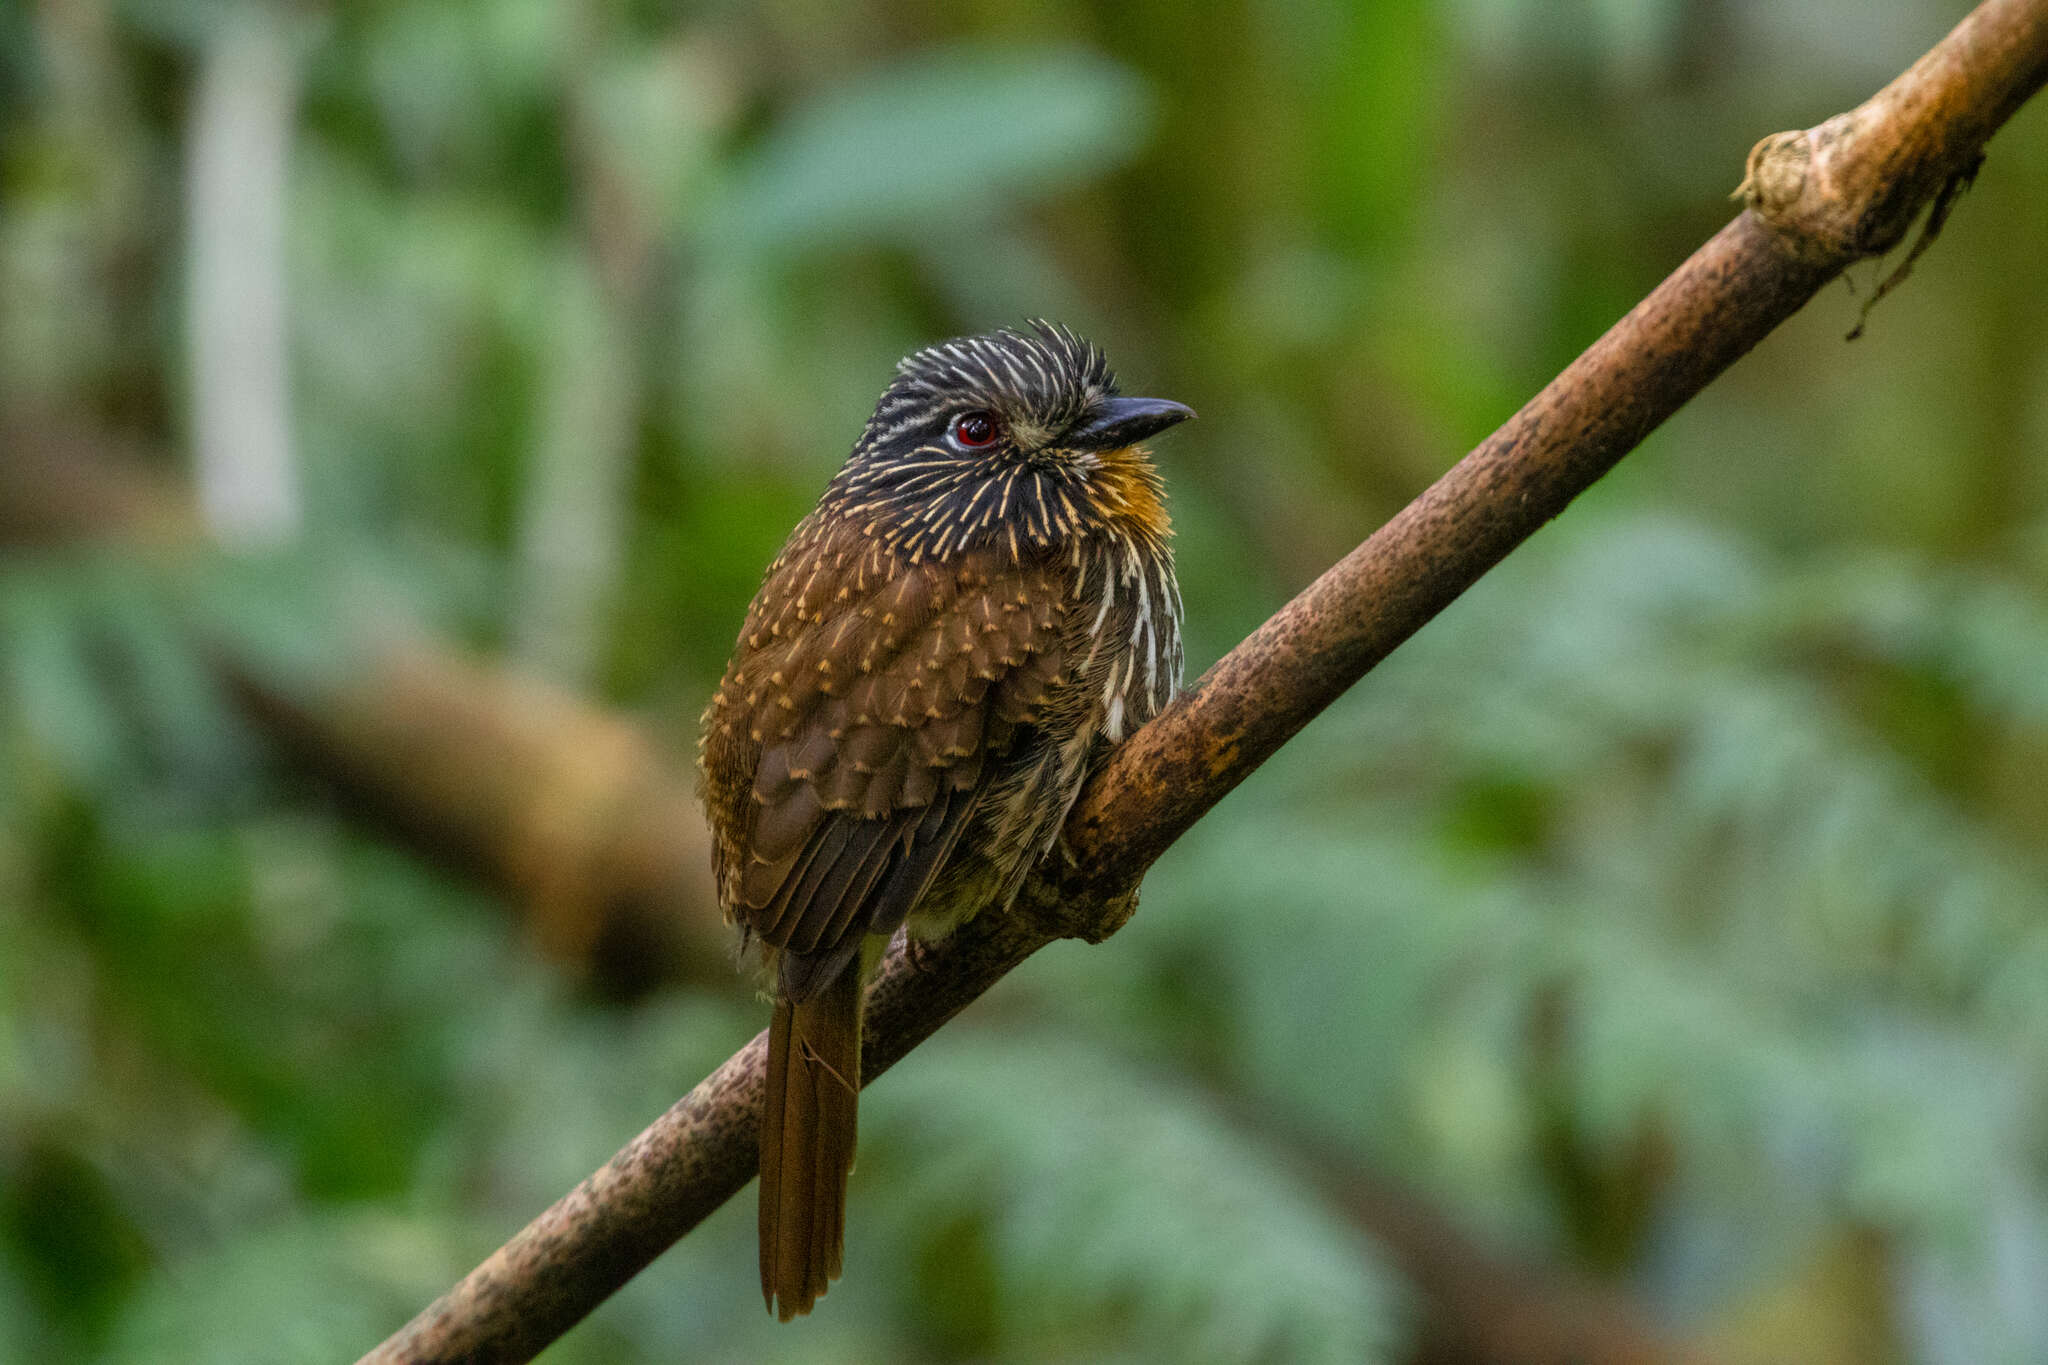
[4,0,2048,1361]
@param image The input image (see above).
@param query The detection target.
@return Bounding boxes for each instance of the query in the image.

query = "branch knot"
[1009,855,1142,945]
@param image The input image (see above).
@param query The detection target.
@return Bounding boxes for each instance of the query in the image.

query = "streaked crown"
[825,322,1191,562]
[858,320,1116,457]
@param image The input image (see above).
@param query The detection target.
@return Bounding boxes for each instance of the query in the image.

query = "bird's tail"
[759,959,861,1319]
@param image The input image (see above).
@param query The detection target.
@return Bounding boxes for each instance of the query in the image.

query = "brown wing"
[700,521,1069,998]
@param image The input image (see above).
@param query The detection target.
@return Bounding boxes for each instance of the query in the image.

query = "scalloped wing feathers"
[701,522,1070,996]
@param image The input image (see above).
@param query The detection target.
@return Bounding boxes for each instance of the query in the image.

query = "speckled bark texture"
[360,2,2048,1359]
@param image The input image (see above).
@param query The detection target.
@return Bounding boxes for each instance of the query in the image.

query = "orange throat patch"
[1089,445,1173,544]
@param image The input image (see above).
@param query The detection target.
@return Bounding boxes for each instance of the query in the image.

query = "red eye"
[952,411,998,447]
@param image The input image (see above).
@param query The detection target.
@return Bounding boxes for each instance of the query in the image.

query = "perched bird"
[699,321,1192,1319]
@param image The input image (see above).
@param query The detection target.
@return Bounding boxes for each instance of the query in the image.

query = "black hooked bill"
[1066,397,1196,451]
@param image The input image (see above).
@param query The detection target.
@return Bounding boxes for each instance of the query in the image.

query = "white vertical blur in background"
[506,46,653,692]
[187,13,300,548]
[508,249,637,688]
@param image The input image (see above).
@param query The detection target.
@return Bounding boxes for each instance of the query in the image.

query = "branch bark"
[378,2,2048,1357]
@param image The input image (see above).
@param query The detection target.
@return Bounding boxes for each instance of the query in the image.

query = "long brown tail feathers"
[758,962,862,1319]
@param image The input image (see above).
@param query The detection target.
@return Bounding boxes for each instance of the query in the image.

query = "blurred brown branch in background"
[1199,1081,1717,1365]
[1334,1169,1712,1365]
[0,415,728,994]
[244,642,728,995]
[0,418,197,548]
[362,0,2048,1359]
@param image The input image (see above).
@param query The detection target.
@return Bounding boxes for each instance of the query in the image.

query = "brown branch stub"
[365,2,2048,1361]
[1735,0,2048,266]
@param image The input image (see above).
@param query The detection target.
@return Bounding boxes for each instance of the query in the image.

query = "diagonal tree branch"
[3,424,1712,1363]
[367,2,2048,1359]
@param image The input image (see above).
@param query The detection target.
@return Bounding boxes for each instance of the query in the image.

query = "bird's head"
[832,321,1193,556]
